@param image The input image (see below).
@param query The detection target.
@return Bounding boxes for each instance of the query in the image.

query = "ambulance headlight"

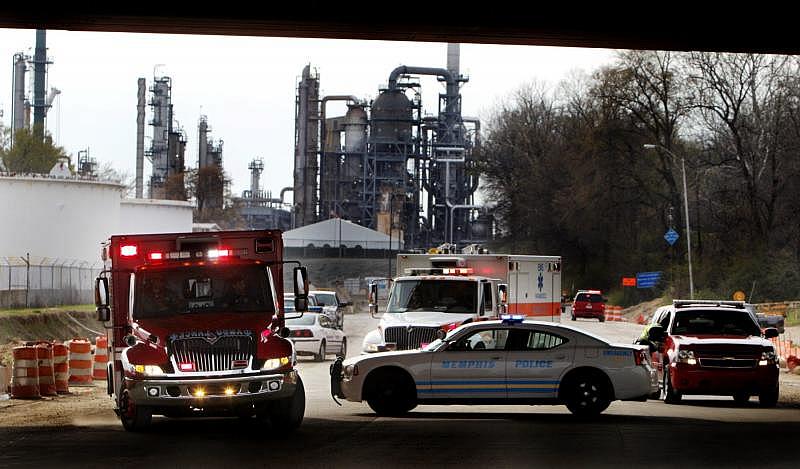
[261,356,290,371]
[133,365,164,376]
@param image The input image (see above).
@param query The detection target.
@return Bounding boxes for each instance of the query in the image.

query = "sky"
[0,28,617,200]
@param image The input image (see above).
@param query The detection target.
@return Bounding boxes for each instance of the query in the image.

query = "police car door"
[426,327,510,400]
[505,327,573,399]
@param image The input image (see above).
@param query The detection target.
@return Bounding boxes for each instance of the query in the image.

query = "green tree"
[0,125,68,173]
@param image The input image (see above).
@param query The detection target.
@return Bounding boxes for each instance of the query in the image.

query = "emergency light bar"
[120,245,138,257]
[673,300,745,309]
[443,268,474,275]
[500,314,525,324]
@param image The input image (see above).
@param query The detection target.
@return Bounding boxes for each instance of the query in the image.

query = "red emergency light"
[120,245,138,257]
[178,362,196,372]
[149,252,163,261]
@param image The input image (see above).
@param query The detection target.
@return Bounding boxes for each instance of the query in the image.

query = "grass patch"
[0,304,94,318]
[787,306,800,328]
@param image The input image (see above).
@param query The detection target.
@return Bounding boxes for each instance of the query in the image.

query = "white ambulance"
[361,253,561,353]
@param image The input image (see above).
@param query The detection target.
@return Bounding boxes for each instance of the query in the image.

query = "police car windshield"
[133,264,274,319]
[672,309,761,336]
[387,279,477,314]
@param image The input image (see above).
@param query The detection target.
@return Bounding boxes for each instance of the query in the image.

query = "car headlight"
[364,343,380,353]
[343,364,358,379]
[133,365,164,376]
[677,350,696,365]
[261,356,291,371]
[759,351,778,366]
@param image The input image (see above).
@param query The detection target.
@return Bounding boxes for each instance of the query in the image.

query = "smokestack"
[136,78,145,198]
[447,43,460,78]
[11,53,27,146]
[249,158,264,198]
[198,116,208,168]
[32,29,47,139]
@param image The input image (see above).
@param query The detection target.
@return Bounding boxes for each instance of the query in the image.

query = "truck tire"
[119,387,153,432]
[599,316,605,323]
[759,386,779,408]
[268,375,306,431]
[563,371,611,416]
[663,366,681,404]
[314,341,326,362]
[733,392,750,405]
[366,369,417,416]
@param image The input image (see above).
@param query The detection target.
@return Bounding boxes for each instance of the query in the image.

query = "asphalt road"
[2,311,800,468]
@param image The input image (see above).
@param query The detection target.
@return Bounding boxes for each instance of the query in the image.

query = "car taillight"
[635,350,648,366]
[291,329,313,338]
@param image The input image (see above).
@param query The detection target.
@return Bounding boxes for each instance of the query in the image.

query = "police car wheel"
[564,373,611,416]
[314,341,326,362]
[366,370,417,416]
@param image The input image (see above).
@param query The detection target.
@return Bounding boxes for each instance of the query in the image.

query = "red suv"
[571,290,606,322]
[641,300,780,407]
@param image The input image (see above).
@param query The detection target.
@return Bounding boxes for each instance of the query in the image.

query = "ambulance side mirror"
[95,277,110,322]
[369,282,381,318]
[498,284,508,305]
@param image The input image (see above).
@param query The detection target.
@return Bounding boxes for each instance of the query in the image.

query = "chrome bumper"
[126,370,298,406]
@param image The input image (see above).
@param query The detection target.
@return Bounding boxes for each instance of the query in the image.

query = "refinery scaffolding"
[291,44,492,250]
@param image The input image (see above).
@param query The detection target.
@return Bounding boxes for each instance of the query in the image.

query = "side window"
[514,330,567,351]
[658,310,671,330]
[482,283,493,315]
[450,329,509,351]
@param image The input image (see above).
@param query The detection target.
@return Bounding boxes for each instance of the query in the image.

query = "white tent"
[283,218,403,250]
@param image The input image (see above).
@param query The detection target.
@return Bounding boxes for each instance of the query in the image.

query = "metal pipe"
[446,201,481,246]
[644,144,694,299]
[32,30,47,139]
[135,78,145,198]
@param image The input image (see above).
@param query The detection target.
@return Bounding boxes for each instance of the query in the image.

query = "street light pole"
[644,144,694,299]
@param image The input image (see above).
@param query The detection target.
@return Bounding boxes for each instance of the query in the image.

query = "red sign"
[622,277,637,287]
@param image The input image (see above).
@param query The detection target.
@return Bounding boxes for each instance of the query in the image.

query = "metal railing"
[0,255,102,309]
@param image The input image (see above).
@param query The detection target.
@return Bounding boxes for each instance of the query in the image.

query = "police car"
[330,316,658,416]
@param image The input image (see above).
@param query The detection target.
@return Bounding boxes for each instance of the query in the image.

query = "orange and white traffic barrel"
[52,342,70,394]
[11,345,40,399]
[35,342,57,396]
[93,336,109,381]
[67,339,94,387]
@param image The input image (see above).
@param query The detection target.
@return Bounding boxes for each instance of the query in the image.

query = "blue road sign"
[664,228,679,246]
[636,271,662,288]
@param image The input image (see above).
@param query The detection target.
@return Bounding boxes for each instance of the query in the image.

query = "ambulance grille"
[170,336,253,372]
[384,326,439,350]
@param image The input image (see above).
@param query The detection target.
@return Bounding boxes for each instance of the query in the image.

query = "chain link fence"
[0,255,102,309]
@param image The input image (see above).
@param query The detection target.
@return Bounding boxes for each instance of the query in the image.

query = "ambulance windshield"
[387,279,477,314]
